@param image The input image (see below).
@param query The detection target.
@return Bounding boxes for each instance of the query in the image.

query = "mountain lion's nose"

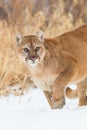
[30,55,37,61]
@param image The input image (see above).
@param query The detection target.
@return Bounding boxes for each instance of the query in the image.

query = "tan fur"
[66,78,87,106]
[16,24,87,109]
[66,87,78,99]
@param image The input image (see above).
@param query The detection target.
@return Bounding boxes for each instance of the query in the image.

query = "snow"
[0,85,87,130]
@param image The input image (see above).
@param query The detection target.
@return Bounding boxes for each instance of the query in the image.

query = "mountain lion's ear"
[16,33,23,46]
[36,31,44,43]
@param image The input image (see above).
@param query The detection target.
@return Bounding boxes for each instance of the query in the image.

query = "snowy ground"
[0,85,87,130]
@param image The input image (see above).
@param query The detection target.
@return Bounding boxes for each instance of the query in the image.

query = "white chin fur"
[27,59,39,67]
[29,63,38,67]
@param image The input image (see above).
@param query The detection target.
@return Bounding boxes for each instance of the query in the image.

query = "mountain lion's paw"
[51,97,65,109]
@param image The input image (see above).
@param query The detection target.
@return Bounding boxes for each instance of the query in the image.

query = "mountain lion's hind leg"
[77,79,87,106]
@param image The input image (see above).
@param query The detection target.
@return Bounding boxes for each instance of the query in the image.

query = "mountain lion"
[16,24,87,109]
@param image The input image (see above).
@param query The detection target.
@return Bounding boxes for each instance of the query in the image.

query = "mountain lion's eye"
[35,47,40,52]
[23,48,29,53]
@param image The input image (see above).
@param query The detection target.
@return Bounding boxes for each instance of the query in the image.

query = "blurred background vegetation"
[0,0,87,36]
[0,0,87,96]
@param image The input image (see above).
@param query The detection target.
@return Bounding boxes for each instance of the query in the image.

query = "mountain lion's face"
[16,34,45,67]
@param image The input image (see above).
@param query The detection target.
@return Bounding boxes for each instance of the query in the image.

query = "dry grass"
[0,22,33,96]
[0,0,87,96]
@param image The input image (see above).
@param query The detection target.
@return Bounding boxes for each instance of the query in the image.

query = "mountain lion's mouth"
[26,58,39,67]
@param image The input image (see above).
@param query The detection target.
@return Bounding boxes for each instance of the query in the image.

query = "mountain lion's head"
[16,33,45,67]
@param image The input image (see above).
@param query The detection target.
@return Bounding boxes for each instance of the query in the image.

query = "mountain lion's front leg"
[44,91,53,108]
[52,59,77,109]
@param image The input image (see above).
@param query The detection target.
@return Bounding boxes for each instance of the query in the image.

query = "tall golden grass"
[0,0,86,96]
[0,21,33,96]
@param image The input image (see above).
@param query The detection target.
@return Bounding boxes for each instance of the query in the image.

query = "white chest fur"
[32,73,58,92]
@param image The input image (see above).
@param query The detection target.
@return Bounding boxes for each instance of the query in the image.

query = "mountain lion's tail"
[66,87,78,99]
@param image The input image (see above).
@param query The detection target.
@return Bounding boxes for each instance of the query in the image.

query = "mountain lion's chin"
[29,63,38,67]
[27,59,39,67]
